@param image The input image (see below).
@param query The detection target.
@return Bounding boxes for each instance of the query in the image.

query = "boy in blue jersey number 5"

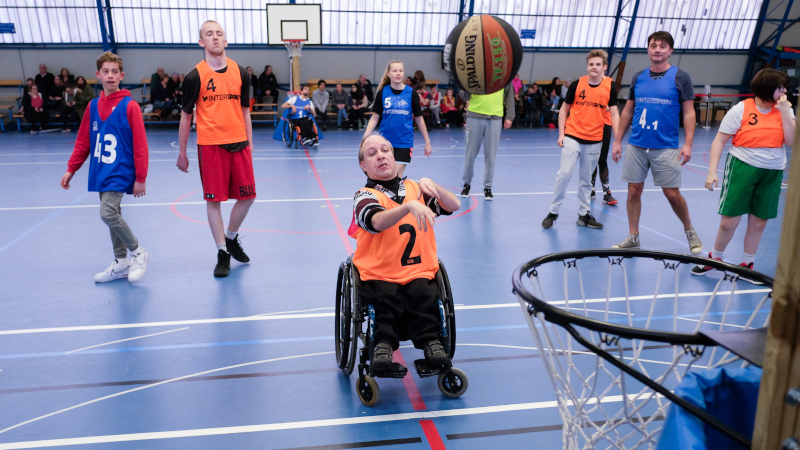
[61,52,150,283]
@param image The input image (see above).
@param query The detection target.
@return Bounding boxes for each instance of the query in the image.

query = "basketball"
[443,15,523,95]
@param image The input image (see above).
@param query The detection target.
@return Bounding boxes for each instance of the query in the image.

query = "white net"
[284,40,304,58]
[514,251,772,449]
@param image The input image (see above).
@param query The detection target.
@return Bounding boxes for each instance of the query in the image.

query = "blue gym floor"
[0,122,787,449]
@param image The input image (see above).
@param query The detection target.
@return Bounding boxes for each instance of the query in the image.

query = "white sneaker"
[685,228,703,255]
[95,260,130,282]
[128,247,149,282]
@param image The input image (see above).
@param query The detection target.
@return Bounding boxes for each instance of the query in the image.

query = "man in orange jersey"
[177,20,255,278]
[542,49,619,230]
[348,135,461,371]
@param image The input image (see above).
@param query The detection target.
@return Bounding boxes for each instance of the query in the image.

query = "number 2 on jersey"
[399,224,422,266]
[638,108,658,130]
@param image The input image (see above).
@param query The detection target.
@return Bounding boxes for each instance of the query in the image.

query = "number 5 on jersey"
[94,133,118,164]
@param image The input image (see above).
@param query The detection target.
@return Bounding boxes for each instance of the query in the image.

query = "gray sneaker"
[612,234,640,249]
[576,213,603,229]
[372,342,393,370]
[542,213,558,229]
[685,228,703,255]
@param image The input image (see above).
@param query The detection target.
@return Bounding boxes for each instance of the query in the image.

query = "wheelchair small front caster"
[357,375,380,406]
[437,367,468,398]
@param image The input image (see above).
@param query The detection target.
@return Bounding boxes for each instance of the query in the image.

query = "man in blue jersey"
[611,31,702,254]
[281,84,319,148]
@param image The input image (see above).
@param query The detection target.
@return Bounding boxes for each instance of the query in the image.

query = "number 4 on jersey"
[207,78,216,92]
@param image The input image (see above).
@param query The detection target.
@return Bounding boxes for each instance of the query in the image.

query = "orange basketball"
[443,15,523,95]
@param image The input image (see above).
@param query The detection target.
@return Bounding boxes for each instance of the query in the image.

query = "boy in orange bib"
[349,135,461,371]
[542,49,619,230]
[177,20,255,278]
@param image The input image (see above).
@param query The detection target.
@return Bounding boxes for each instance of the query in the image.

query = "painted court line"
[0,289,770,336]
[65,328,188,354]
[0,395,636,449]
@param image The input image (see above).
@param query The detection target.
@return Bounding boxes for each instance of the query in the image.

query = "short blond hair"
[96,51,123,72]
[199,20,223,39]
[586,49,608,65]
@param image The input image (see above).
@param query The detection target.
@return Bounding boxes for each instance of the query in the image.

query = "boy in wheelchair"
[348,134,461,371]
[281,85,319,147]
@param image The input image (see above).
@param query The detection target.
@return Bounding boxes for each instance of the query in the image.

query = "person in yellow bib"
[691,68,795,283]
[349,135,461,371]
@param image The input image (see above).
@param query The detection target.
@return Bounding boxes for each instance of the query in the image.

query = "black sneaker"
[225,235,250,263]
[691,252,721,276]
[542,213,558,229]
[603,191,618,205]
[484,188,493,200]
[577,213,603,229]
[372,342,393,370]
[738,262,764,285]
[214,250,231,277]
[460,184,470,197]
[590,189,596,199]
[423,339,450,366]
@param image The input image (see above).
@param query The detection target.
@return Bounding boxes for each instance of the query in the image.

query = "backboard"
[266,4,321,45]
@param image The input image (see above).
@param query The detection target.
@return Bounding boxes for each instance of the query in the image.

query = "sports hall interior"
[1,1,798,449]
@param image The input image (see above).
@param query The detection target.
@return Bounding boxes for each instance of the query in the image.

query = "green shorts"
[718,154,783,219]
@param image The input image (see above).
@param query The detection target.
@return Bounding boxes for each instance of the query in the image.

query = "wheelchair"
[335,256,468,406]
[282,116,318,149]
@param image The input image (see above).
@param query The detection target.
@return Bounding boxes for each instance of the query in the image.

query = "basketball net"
[284,40,304,93]
[515,252,772,449]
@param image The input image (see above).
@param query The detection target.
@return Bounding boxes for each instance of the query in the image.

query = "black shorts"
[394,147,412,165]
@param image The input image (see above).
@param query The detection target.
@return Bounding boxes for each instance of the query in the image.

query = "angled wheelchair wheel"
[345,261,360,376]
[437,367,468,398]
[437,260,456,359]
[281,119,294,148]
[335,263,352,372]
[357,375,380,406]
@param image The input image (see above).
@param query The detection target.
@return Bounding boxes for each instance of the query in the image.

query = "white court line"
[0,394,638,449]
[65,327,188,354]
[677,317,747,329]
[0,351,334,437]
[249,307,334,317]
[0,288,770,337]
[0,188,716,212]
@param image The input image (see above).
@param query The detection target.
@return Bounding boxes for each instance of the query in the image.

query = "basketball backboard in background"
[266,4,321,45]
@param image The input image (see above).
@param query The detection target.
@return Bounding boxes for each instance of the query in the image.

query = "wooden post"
[752,104,800,448]
[292,56,301,92]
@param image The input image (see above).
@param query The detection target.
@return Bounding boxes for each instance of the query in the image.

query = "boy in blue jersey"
[61,52,150,283]
[611,31,702,254]
[281,84,319,148]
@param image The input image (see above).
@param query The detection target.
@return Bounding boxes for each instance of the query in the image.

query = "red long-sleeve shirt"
[67,89,149,183]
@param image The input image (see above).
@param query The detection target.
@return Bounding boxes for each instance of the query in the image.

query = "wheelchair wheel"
[437,367,468,398]
[357,375,380,407]
[345,262,360,376]
[437,261,456,359]
[281,119,294,148]
[335,263,351,372]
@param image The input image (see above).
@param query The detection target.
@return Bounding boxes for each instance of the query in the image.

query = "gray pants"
[549,137,601,216]
[100,191,139,259]
[462,117,502,188]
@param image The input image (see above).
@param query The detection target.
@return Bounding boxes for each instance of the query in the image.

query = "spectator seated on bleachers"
[22,84,49,133]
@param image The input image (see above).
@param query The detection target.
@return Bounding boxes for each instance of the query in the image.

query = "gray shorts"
[621,144,682,188]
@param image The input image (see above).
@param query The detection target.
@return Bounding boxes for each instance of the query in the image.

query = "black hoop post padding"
[512,248,773,346]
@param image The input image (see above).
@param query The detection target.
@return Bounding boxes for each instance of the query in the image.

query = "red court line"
[304,150,355,254]
[419,420,446,449]
[393,351,427,411]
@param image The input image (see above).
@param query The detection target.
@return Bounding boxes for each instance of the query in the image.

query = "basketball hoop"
[284,39,304,59]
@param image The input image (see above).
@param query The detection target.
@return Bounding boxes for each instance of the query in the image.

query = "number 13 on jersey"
[94,133,118,164]
[638,108,658,131]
